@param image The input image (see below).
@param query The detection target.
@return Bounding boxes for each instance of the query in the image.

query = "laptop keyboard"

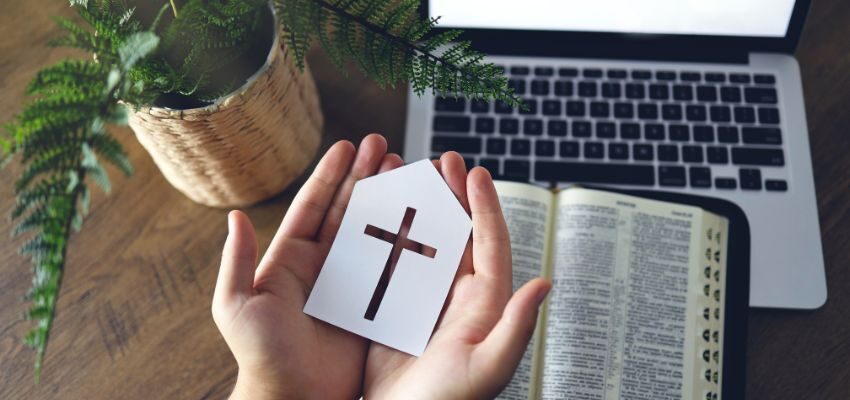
[429,65,788,192]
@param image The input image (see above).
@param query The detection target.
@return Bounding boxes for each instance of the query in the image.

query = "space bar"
[535,161,656,186]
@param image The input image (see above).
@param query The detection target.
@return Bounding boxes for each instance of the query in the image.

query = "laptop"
[403,0,825,309]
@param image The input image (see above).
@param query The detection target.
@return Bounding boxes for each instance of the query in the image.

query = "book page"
[493,181,555,400]
[539,188,714,400]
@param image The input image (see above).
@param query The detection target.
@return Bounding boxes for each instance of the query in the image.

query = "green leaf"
[118,32,159,71]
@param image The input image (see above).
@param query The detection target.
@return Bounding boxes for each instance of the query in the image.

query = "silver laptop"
[404,0,825,309]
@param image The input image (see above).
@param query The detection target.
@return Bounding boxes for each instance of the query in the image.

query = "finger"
[278,141,356,240]
[378,153,404,173]
[439,152,470,213]
[468,167,512,295]
[318,134,388,243]
[472,279,551,388]
[213,211,259,313]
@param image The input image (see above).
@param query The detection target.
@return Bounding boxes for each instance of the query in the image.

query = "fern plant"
[3,0,519,380]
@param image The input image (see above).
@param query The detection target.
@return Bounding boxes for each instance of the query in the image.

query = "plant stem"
[169,0,178,17]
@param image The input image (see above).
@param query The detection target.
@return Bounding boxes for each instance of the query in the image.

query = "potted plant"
[1,0,519,379]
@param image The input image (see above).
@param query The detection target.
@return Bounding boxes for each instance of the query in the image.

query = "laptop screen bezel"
[421,1,811,62]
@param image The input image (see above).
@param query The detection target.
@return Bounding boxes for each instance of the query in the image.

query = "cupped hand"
[212,134,405,400]
[363,152,552,400]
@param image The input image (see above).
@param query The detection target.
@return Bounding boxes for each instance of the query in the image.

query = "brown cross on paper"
[362,207,437,321]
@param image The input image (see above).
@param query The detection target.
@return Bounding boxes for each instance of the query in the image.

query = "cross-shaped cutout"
[362,207,437,321]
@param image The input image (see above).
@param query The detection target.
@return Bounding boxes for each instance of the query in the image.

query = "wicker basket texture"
[128,34,323,208]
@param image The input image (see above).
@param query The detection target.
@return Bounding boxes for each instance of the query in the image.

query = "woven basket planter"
[127,26,323,208]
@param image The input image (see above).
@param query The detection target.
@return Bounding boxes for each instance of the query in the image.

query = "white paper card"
[304,159,472,355]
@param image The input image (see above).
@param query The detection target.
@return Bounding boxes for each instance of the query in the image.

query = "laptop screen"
[430,0,797,38]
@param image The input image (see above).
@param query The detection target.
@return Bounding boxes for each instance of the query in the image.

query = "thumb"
[472,278,551,387]
[213,210,259,314]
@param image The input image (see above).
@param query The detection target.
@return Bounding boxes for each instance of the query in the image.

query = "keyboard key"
[434,116,471,132]
[508,79,526,95]
[681,72,701,82]
[510,66,530,76]
[729,73,751,84]
[479,158,500,175]
[590,102,610,118]
[739,168,763,190]
[542,100,562,116]
[707,146,729,164]
[536,140,556,156]
[609,143,629,160]
[669,125,690,141]
[607,69,627,79]
[744,87,778,104]
[470,99,490,113]
[690,167,712,188]
[694,126,715,142]
[718,126,739,143]
[656,71,677,81]
[519,99,538,115]
[758,107,781,124]
[578,81,598,97]
[697,86,718,102]
[673,85,694,101]
[754,74,776,85]
[535,161,655,185]
[463,157,475,170]
[734,106,756,123]
[572,121,592,137]
[621,123,641,139]
[715,177,737,189]
[531,80,550,95]
[596,122,616,138]
[511,139,531,155]
[634,144,654,161]
[554,81,574,96]
[720,86,742,103]
[632,70,652,80]
[495,100,514,114]
[638,103,659,120]
[686,105,708,121]
[504,160,530,181]
[659,166,687,187]
[475,117,495,134]
[500,118,519,134]
[558,67,579,77]
[645,124,665,140]
[584,142,604,159]
[614,102,634,119]
[649,84,670,100]
[626,83,645,99]
[732,148,784,166]
[566,101,586,116]
[486,138,507,155]
[524,119,543,135]
[560,140,580,157]
[742,127,782,145]
[494,65,506,75]
[548,120,568,136]
[766,179,788,191]
[683,145,704,163]
[583,68,603,78]
[658,144,679,162]
[432,136,481,153]
[602,82,622,98]
[662,104,683,121]
[435,97,465,112]
[705,73,726,83]
[710,106,732,122]
[534,66,554,76]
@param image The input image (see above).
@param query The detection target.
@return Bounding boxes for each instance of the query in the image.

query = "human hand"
[212,134,405,400]
[363,152,552,399]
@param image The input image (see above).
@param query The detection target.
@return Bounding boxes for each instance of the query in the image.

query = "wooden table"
[1,1,849,398]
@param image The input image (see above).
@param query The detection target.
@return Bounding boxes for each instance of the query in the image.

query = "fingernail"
[536,284,551,305]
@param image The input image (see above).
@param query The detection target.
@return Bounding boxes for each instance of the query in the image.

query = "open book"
[495,182,731,400]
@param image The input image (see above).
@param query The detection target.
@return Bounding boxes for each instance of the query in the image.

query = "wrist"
[230,370,289,400]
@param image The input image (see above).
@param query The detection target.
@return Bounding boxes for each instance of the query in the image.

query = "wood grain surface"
[1,1,848,399]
